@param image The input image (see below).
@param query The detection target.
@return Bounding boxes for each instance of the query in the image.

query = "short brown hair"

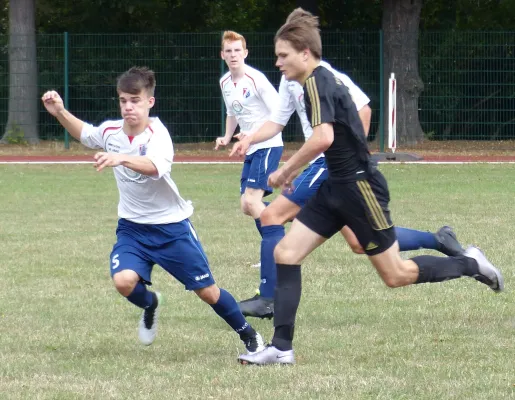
[117,66,156,96]
[275,8,322,59]
[221,30,247,50]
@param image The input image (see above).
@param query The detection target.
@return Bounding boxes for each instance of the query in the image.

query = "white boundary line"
[0,160,514,165]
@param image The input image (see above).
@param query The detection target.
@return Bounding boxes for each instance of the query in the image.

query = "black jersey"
[304,65,372,182]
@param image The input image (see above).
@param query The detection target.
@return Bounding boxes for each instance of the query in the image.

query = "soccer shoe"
[435,226,465,256]
[238,295,274,319]
[243,332,266,355]
[251,262,261,268]
[138,292,162,345]
[238,345,295,365]
[464,246,504,293]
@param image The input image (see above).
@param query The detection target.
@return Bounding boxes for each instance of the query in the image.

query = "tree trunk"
[297,0,318,15]
[2,0,39,144]
[382,0,424,145]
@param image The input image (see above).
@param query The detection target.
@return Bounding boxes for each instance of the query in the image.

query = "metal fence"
[0,31,514,144]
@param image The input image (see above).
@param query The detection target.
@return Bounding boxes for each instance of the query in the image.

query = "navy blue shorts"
[240,147,283,196]
[283,157,328,207]
[109,218,216,290]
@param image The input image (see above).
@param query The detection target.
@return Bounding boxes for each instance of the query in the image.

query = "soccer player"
[215,31,283,246]
[238,9,504,366]
[230,58,464,320]
[41,67,265,356]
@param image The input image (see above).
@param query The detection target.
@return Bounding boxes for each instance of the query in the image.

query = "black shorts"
[296,170,396,255]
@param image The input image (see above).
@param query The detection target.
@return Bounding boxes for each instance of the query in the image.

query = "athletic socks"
[126,281,156,309]
[272,264,302,351]
[211,288,255,339]
[395,227,439,251]
[413,255,479,284]
[259,225,286,299]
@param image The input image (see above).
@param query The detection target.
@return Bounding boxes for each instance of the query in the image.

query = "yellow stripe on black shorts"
[357,180,392,230]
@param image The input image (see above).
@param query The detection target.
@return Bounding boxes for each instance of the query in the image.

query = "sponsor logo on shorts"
[195,273,210,281]
[366,242,378,251]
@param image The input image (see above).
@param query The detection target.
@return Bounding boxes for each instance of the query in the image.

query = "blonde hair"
[221,30,247,50]
[275,8,322,59]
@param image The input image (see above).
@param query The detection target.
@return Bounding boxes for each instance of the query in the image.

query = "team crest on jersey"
[139,144,147,155]
[243,88,251,98]
[232,100,243,113]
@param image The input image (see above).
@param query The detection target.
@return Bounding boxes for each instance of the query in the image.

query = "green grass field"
[0,164,514,400]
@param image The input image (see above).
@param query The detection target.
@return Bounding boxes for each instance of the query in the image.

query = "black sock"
[413,255,479,284]
[271,264,301,351]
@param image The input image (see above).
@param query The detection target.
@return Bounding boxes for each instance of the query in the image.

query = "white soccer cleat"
[138,292,162,345]
[238,345,295,365]
[464,246,504,293]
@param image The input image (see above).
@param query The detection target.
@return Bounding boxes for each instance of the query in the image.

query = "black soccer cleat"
[238,295,274,319]
[434,226,465,256]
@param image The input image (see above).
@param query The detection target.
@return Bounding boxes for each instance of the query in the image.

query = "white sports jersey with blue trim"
[220,65,283,155]
[80,117,193,224]
[270,61,370,161]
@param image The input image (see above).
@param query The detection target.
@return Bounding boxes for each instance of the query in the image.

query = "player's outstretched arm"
[93,152,158,176]
[215,116,238,150]
[41,91,84,141]
[358,105,372,137]
[229,121,284,157]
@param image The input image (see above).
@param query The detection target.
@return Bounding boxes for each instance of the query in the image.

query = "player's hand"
[268,167,289,189]
[214,137,230,150]
[93,152,123,172]
[233,133,243,141]
[229,135,251,157]
[41,90,65,116]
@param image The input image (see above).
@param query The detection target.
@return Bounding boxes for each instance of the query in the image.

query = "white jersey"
[270,61,370,162]
[220,65,283,155]
[80,117,193,224]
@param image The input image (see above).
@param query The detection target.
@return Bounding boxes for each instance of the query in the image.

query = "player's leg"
[347,171,503,291]
[239,158,326,318]
[156,219,265,354]
[394,225,464,256]
[110,220,159,346]
[239,184,343,365]
[340,225,464,256]
[238,195,299,318]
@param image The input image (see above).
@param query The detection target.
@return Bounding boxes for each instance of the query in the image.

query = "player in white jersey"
[215,31,284,246]
[231,65,465,318]
[41,67,265,356]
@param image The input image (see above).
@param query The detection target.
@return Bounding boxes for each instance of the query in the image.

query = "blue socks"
[126,281,155,309]
[211,288,253,338]
[254,218,263,238]
[259,225,286,299]
[395,227,438,251]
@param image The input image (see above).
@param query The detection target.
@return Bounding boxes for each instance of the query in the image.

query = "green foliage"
[3,122,28,144]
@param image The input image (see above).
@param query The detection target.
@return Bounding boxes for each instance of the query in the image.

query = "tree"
[2,0,39,144]
[382,0,424,145]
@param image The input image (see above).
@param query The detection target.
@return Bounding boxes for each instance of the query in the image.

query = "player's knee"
[380,273,406,288]
[274,241,298,265]
[260,207,285,226]
[194,285,220,305]
[349,243,365,254]
[112,270,139,296]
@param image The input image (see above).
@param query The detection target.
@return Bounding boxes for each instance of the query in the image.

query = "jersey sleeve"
[80,123,105,149]
[146,128,174,180]
[256,75,280,114]
[338,74,370,111]
[304,74,336,127]
[269,76,295,126]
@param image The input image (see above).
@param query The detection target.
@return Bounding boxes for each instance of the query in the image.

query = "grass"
[0,164,514,399]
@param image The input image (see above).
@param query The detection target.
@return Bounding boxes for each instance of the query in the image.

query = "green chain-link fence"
[0,31,513,144]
